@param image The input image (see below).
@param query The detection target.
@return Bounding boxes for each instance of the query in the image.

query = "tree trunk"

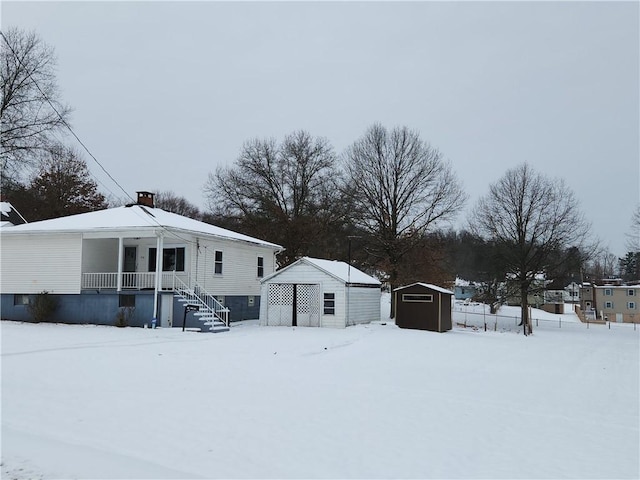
[521,284,529,336]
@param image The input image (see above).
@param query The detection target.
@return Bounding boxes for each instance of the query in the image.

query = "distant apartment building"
[592,284,639,323]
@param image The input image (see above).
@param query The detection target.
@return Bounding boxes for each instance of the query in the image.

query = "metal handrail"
[173,276,229,327]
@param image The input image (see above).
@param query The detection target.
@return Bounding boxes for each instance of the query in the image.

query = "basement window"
[119,295,136,308]
[14,294,29,306]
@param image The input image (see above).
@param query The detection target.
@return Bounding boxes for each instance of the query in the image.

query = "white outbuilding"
[259,257,381,328]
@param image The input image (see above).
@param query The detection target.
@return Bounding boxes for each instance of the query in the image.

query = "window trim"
[402,293,434,303]
[323,292,335,315]
[628,289,635,296]
[257,256,264,278]
[214,250,223,275]
[628,301,636,310]
[604,288,613,296]
[13,294,29,306]
[604,301,613,309]
[148,246,185,272]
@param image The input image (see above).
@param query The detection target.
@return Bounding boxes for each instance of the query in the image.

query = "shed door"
[296,284,320,327]
[267,283,294,326]
[266,283,320,327]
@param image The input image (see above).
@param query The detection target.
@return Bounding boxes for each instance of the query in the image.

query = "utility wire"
[0,29,201,247]
[1,30,135,205]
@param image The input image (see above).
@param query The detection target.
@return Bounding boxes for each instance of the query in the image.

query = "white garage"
[259,257,381,328]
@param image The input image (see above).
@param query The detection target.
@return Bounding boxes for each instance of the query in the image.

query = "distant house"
[1,192,282,330]
[593,284,639,323]
[259,257,381,328]
[394,283,453,332]
[454,278,477,300]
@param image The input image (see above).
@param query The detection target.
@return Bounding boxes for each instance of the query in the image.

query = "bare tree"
[343,124,466,315]
[155,190,201,219]
[626,204,640,253]
[469,163,591,335]
[27,144,107,220]
[204,130,347,265]
[1,27,71,184]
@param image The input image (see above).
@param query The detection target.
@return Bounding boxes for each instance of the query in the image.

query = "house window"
[628,289,635,296]
[257,256,264,278]
[214,251,223,275]
[403,294,433,302]
[324,293,335,315]
[148,247,185,272]
[119,295,136,308]
[14,294,29,306]
[604,288,613,296]
[605,301,613,309]
[628,302,636,310]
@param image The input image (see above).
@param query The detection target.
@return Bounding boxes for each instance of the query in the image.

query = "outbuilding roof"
[0,201,27,227]
[394,282,454,295]
[0,204,282,249]
[262,256,381,285]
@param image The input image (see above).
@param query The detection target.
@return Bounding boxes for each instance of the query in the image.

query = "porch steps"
[172,280,230,333]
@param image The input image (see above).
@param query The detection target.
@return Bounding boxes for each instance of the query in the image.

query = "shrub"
[27,291,59,323]
[115,306,135,328]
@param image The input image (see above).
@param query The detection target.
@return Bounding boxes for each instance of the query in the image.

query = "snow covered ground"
[2,297,638,479]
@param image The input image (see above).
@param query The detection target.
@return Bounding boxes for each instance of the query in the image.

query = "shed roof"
[0,204,282,249]
[262,256,381,285]
[0,201,27,227]
[394,282,454,295]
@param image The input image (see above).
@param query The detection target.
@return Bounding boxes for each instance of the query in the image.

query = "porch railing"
[82,272,185,290]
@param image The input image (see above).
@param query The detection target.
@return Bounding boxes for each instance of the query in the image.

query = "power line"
[1,29,200,247]
[1,29,135,205]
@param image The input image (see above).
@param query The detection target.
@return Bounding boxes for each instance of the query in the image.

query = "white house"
[1,192,282,330]
[259,257,381,328]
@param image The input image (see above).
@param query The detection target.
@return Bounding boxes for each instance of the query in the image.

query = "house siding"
[1,290,155,326]
[191,238,277,297]
[347,286,381,326]
[82,238,119,272]
[1,233,82,294]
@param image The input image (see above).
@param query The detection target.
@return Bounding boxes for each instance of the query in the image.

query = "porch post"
[153,233,164,320]
[117,236,124,292]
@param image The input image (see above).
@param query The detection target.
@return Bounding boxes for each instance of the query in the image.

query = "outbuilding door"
[267,283,320,327]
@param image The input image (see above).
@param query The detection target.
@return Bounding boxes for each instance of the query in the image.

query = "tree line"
[3,27,638,325]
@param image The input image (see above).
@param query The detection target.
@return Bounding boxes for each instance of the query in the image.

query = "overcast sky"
[3,1,639,257]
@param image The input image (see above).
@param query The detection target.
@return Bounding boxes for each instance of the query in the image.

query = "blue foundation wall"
[2,292,261,327]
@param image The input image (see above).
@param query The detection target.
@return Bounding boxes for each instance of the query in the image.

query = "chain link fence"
[452,304,639,333]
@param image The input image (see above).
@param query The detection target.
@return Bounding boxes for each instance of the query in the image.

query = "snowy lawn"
[2,306,639,479]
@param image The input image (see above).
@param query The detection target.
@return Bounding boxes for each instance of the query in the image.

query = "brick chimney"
[136,191,155,208]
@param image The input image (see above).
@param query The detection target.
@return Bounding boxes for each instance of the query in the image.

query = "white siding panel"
[82,238,119,272]
[347,287,381,325]
[191,238,278,296]
[1,233,82,294]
